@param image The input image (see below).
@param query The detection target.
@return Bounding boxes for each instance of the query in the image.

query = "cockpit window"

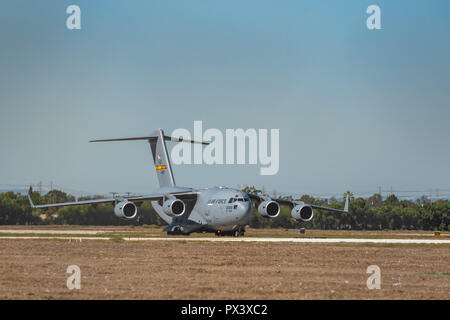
[238,198,244,202]
[244,197,250,202]
[228,198,233,203]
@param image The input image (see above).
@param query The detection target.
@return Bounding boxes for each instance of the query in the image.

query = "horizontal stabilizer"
[166,136,209,145]
[90,136,209,145]
[90,136,158,143]
[90,129,209,145]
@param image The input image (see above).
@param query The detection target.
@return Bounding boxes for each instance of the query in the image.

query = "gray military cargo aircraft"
[28,129,349,236]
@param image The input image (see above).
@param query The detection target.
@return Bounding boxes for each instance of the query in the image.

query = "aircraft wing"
[308,203,348,214]
[27,197,119,209]
[27,187,198,209]
[247,193,349,214]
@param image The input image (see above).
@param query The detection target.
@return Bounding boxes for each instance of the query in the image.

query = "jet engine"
[114,201,137,220]
[291,204,314,222]
[162,198,186,217]
[258,200,280,218]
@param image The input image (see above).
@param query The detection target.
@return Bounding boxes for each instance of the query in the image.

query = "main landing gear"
[166,226,190,236]
[298,221,307,234]
[215,228,245,237]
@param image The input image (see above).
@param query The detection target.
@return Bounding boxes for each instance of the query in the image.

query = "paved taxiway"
[1,236,449,244]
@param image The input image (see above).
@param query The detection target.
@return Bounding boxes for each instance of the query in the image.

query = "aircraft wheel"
[233,230,240,237]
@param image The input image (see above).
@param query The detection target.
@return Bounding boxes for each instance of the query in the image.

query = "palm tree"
[343,190,355,202]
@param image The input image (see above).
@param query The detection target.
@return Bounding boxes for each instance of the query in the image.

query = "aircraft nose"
[237,201,251,214]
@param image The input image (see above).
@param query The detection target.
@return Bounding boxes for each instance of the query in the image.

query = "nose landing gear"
[233,229,243,237]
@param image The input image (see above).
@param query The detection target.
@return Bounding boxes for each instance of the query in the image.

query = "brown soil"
[0,235,449,299]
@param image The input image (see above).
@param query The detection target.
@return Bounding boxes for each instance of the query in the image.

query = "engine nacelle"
[291,204,314,222]
[258,200,280,218]
[114,201,137,220]
[162,198,185,217]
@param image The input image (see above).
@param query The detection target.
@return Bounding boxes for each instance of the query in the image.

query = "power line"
[2,183,450,200]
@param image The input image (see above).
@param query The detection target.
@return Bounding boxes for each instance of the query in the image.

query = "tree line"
[0,187,449,231]
[0,190,165,226]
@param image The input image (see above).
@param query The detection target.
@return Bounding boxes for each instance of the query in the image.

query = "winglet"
[27,186,36,208]
[344,195,349,212]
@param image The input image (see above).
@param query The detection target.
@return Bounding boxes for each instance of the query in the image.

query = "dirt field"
[0,227,449,299]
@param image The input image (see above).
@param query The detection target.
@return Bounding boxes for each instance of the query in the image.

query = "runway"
[0,229,105,235]
[123,237,450,244]
[1,236,449,244]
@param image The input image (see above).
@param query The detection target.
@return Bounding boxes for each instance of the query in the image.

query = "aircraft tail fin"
[90,129,208,188]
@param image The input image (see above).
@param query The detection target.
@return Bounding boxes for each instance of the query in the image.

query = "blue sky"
[1,1,449,198]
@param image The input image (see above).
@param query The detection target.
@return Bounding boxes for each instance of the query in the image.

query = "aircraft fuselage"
[152,187,253,235]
